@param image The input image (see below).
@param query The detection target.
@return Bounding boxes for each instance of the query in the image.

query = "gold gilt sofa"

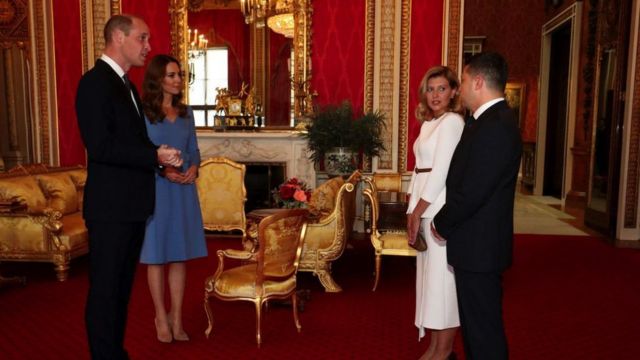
[0,165,88,281]
[299,170,361,292]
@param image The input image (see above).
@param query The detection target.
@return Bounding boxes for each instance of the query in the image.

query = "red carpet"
[0,234,639,359]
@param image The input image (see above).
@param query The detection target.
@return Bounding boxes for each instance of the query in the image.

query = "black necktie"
[122,74,132,92]
[465,114,475,127]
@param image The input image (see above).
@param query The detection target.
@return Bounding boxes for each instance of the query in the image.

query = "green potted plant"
[301,100,386,175]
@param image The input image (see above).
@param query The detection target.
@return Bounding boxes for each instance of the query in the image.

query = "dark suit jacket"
[75,59,158,222]
[433,100,522,273]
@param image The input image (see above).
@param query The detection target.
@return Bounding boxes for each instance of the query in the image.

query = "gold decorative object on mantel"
[213,82,262,128]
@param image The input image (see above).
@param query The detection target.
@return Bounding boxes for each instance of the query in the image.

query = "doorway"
[543,22,571,198]
[535,3,583,200]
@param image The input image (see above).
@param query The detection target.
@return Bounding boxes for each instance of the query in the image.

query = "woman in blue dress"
[140,54,207,343]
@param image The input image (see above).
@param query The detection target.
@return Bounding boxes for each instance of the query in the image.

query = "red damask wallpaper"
[406,0,444,171]
[464,0,545,143]
[122,0,171,87]
[53,0,84,166]
[311,0,366,112]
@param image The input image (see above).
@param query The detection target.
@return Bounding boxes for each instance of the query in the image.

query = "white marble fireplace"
[196,130,316,188]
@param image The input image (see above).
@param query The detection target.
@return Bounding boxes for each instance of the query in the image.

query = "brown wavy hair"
[415,65,463,121]
[142,54,188,123]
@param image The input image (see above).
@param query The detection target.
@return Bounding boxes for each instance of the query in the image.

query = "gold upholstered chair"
[203,208,308,347]
[362,177,416,291]
[196,157,249,248]
[372,172,403,192]
[298,170,361,292]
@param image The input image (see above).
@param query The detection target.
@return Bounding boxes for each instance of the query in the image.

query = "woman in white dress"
[406,66,465,360]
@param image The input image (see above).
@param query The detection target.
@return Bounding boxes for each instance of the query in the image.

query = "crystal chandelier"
[239,0,295,38]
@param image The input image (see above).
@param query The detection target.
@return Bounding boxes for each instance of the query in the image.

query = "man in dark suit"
[75,14,182,359]
[433,52,522,359]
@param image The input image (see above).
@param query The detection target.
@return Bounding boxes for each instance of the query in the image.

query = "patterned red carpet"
[0,234,639,359]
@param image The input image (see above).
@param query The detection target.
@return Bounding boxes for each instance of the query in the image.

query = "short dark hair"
[103,14,134,44]
[466,52,508,92]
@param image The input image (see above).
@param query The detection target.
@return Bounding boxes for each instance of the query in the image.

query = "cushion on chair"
[197,161,245,228]
[65,169,86,210]
[0,176,48,211]
[308,176,345,220]
[213,263,297,298]
[66,169,87,187]
[36,173,79,215]
[380,232,413,250]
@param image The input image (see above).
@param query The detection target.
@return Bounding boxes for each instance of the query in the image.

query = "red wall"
[311,0,366,112]
[53,0,84,166]
[407,0,444,171]
[464,0,545,143]
[121,0,171,87]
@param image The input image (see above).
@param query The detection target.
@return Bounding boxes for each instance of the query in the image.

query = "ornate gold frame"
[169,0,313,123]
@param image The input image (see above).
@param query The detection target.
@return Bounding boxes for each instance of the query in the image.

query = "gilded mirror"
[169,0,312,129]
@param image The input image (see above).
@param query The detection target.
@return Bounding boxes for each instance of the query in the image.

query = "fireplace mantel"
[197,130,316,187]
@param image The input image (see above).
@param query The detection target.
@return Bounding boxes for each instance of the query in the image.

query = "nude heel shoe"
[154,318,173,343]
[171,326,190,342]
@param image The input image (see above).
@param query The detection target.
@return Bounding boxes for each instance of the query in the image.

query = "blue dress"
[140,107,207,264]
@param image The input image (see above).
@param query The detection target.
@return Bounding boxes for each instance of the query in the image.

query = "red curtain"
[189,9,250,93]
[53,0,84,166]
[406,0,444,171]
[268,32,292,126]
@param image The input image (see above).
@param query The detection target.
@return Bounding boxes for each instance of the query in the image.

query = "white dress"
[406,112,464,337]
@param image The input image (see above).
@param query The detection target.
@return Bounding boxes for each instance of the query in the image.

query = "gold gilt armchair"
[362,177,416,291]
[372,172,403,192]
[298,170,361,292]
[196,157,249,248]
[203,208,308,347]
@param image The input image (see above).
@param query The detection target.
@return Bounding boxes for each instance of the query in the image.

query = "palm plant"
[301,100,386,170]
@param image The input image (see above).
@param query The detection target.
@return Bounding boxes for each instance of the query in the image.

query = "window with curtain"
[189,47,229,127]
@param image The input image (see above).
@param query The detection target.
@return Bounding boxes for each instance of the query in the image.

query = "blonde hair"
[415,65,463,121]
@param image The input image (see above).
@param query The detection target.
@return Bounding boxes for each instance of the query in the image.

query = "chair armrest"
[219,248,256,260]
[209,249,257,288]
[0,207,66,252]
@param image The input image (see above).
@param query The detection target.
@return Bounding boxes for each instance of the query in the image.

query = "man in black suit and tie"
[433,52,522,359]
[75,14,182,359]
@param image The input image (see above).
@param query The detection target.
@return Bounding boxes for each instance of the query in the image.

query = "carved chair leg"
[292,292,301,332]
[316,269,342,293]
[204,291,214,338]
[255,298,263,347]
[54,262,70,282]
[372,254,382,291]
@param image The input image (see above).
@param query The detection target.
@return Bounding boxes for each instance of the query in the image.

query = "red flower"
[279,184,296,199]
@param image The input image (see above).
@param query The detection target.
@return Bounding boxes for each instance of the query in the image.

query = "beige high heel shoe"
[171,325,190,342]
[154,318,173,343]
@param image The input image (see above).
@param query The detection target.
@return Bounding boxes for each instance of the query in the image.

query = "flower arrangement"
[272,177,312,209]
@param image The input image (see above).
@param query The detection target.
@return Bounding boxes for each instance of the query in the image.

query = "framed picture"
[505,82,526,128]
[228,98,242,116]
